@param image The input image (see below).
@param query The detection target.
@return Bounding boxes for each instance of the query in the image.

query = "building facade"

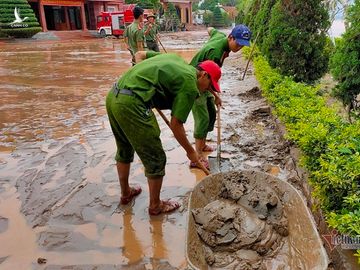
[161,0,193,25]
[28,0,124,31]
[27,0,194,32]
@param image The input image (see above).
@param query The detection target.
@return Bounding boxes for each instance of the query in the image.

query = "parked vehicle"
[96,8,134,38]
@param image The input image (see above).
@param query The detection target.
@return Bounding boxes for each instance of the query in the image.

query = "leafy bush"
[0,0,41,38]
[203,11,213,27]
[329,0,360,118]
[262,0,330,84]
[251,0,276,48]
[254,54,360,263]
[162,3,180,31]
[212,6,224,27]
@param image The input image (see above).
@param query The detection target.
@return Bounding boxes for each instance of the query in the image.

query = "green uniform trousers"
[106,89,166,178]
[192,92,216,139]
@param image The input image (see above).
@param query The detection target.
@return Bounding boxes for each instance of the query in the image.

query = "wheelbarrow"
[186,170,329,269]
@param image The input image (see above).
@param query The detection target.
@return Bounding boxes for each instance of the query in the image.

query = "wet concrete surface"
[0,30,329,269]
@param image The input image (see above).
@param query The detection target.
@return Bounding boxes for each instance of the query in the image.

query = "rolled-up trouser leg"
[146,41,160,52]
[192,93,216,139]
[106,90,166,178]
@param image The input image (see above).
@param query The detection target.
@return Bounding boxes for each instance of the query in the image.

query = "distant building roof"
[221,6,238,19]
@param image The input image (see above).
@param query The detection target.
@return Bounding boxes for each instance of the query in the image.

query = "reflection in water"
[0,37,201,269]
[150,215,166,260]
[122,208,144,263]
[0,39,131,151]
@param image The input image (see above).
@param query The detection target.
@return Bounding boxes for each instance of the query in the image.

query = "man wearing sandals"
[106,53,221,215]
[190,24,252,169]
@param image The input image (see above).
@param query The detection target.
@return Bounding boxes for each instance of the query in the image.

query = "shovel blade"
[208,156,231,173]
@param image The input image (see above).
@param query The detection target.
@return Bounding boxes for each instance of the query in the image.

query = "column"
[39,0,47,31]
[189,3,192,24]
[81,3,88,30]
[180,5,185,24]
[64,6,70,30]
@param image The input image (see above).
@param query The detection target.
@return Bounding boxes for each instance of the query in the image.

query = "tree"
[324,0,352,27]
[199,0,218,12]
[262,0,330,83]
[203,11,213,27]
[330,0,360,119]
[0,0,41,38]
[163,3,180,31]
[212,6,224,27]
[252,0,276,48]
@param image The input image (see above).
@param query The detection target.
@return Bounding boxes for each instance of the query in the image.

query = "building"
[28,0,124,31]
[161,0,193,25]
[27,0,194,32]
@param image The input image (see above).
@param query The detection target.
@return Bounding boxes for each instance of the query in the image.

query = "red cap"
[198,60,221,92]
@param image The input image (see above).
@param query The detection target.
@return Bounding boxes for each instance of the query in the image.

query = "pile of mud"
[191,171,289,269]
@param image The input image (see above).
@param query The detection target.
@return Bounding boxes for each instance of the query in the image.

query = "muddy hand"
[197,160,210,175]
[188,151,210,175]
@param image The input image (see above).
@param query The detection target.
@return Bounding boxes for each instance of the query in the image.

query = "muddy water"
[0,34,211,269]
[0,30,335,269]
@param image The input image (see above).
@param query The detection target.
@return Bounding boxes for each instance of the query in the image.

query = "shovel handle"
[216,105,221,161]
[155,108,210,175]
[196,161,210,175]
[155,108,171,127]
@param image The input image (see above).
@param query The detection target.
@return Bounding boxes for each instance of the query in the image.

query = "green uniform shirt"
[190,28,229,137]
[117,53,199,123]
[124,22,144,53]
[144,23,158,41]
[190,28,229,67]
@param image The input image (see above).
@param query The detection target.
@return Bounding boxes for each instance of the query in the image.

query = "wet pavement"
[0,30,211,270]
[0,30,344,269]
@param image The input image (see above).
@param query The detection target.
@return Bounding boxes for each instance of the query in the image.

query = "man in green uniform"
[190,24,251,168]
[106,53,221,215]
[143,13,160,52]
[124,6,145,64]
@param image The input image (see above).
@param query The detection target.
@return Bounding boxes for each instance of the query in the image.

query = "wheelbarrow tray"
[186,170,329,270]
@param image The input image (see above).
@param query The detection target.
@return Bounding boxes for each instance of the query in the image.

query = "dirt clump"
[191,171,288,269]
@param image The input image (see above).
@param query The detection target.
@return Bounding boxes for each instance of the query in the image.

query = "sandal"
[120,185,142,205]
[148,200,180,216]
[190,159,210,170]
[202,145,214,152]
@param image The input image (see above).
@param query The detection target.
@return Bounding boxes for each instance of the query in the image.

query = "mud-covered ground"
[0,29,330,269]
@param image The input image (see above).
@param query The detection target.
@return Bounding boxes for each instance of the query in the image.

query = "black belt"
[113,83,133,97]
[146,40,156,42]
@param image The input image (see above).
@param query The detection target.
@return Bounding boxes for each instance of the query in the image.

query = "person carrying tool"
[106,53,221,215]
[124,6,145,64]
[190,24,251,169]
[143,13,160,52]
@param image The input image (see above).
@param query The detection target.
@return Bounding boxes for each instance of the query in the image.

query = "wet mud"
[0,29,331,269]
[192,171,288,269]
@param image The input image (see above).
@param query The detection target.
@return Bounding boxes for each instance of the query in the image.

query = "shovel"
[155,108,210,175]
[208,105,231,173]
[156,36,167,53]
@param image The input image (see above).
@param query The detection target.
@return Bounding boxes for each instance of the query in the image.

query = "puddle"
[1,30,356,269]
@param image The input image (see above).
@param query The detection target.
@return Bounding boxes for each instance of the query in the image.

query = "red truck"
[96,8,134,38]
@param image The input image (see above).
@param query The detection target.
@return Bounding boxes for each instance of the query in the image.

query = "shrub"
[0,0,41,38]
[329,0,360,118]
[262,0,330,84]
[254,54,360,263]
[212,6,224,27]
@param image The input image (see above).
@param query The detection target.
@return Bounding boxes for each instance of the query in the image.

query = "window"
[107,6,116,12]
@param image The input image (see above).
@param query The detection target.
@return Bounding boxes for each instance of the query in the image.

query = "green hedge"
[0,0,41,38]
[253,54,360,263]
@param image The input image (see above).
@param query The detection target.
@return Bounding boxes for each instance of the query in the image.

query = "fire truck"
[96,8,134,38]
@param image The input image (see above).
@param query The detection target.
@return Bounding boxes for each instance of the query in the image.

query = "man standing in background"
[124,6,145,64]
[144,13,160,52]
